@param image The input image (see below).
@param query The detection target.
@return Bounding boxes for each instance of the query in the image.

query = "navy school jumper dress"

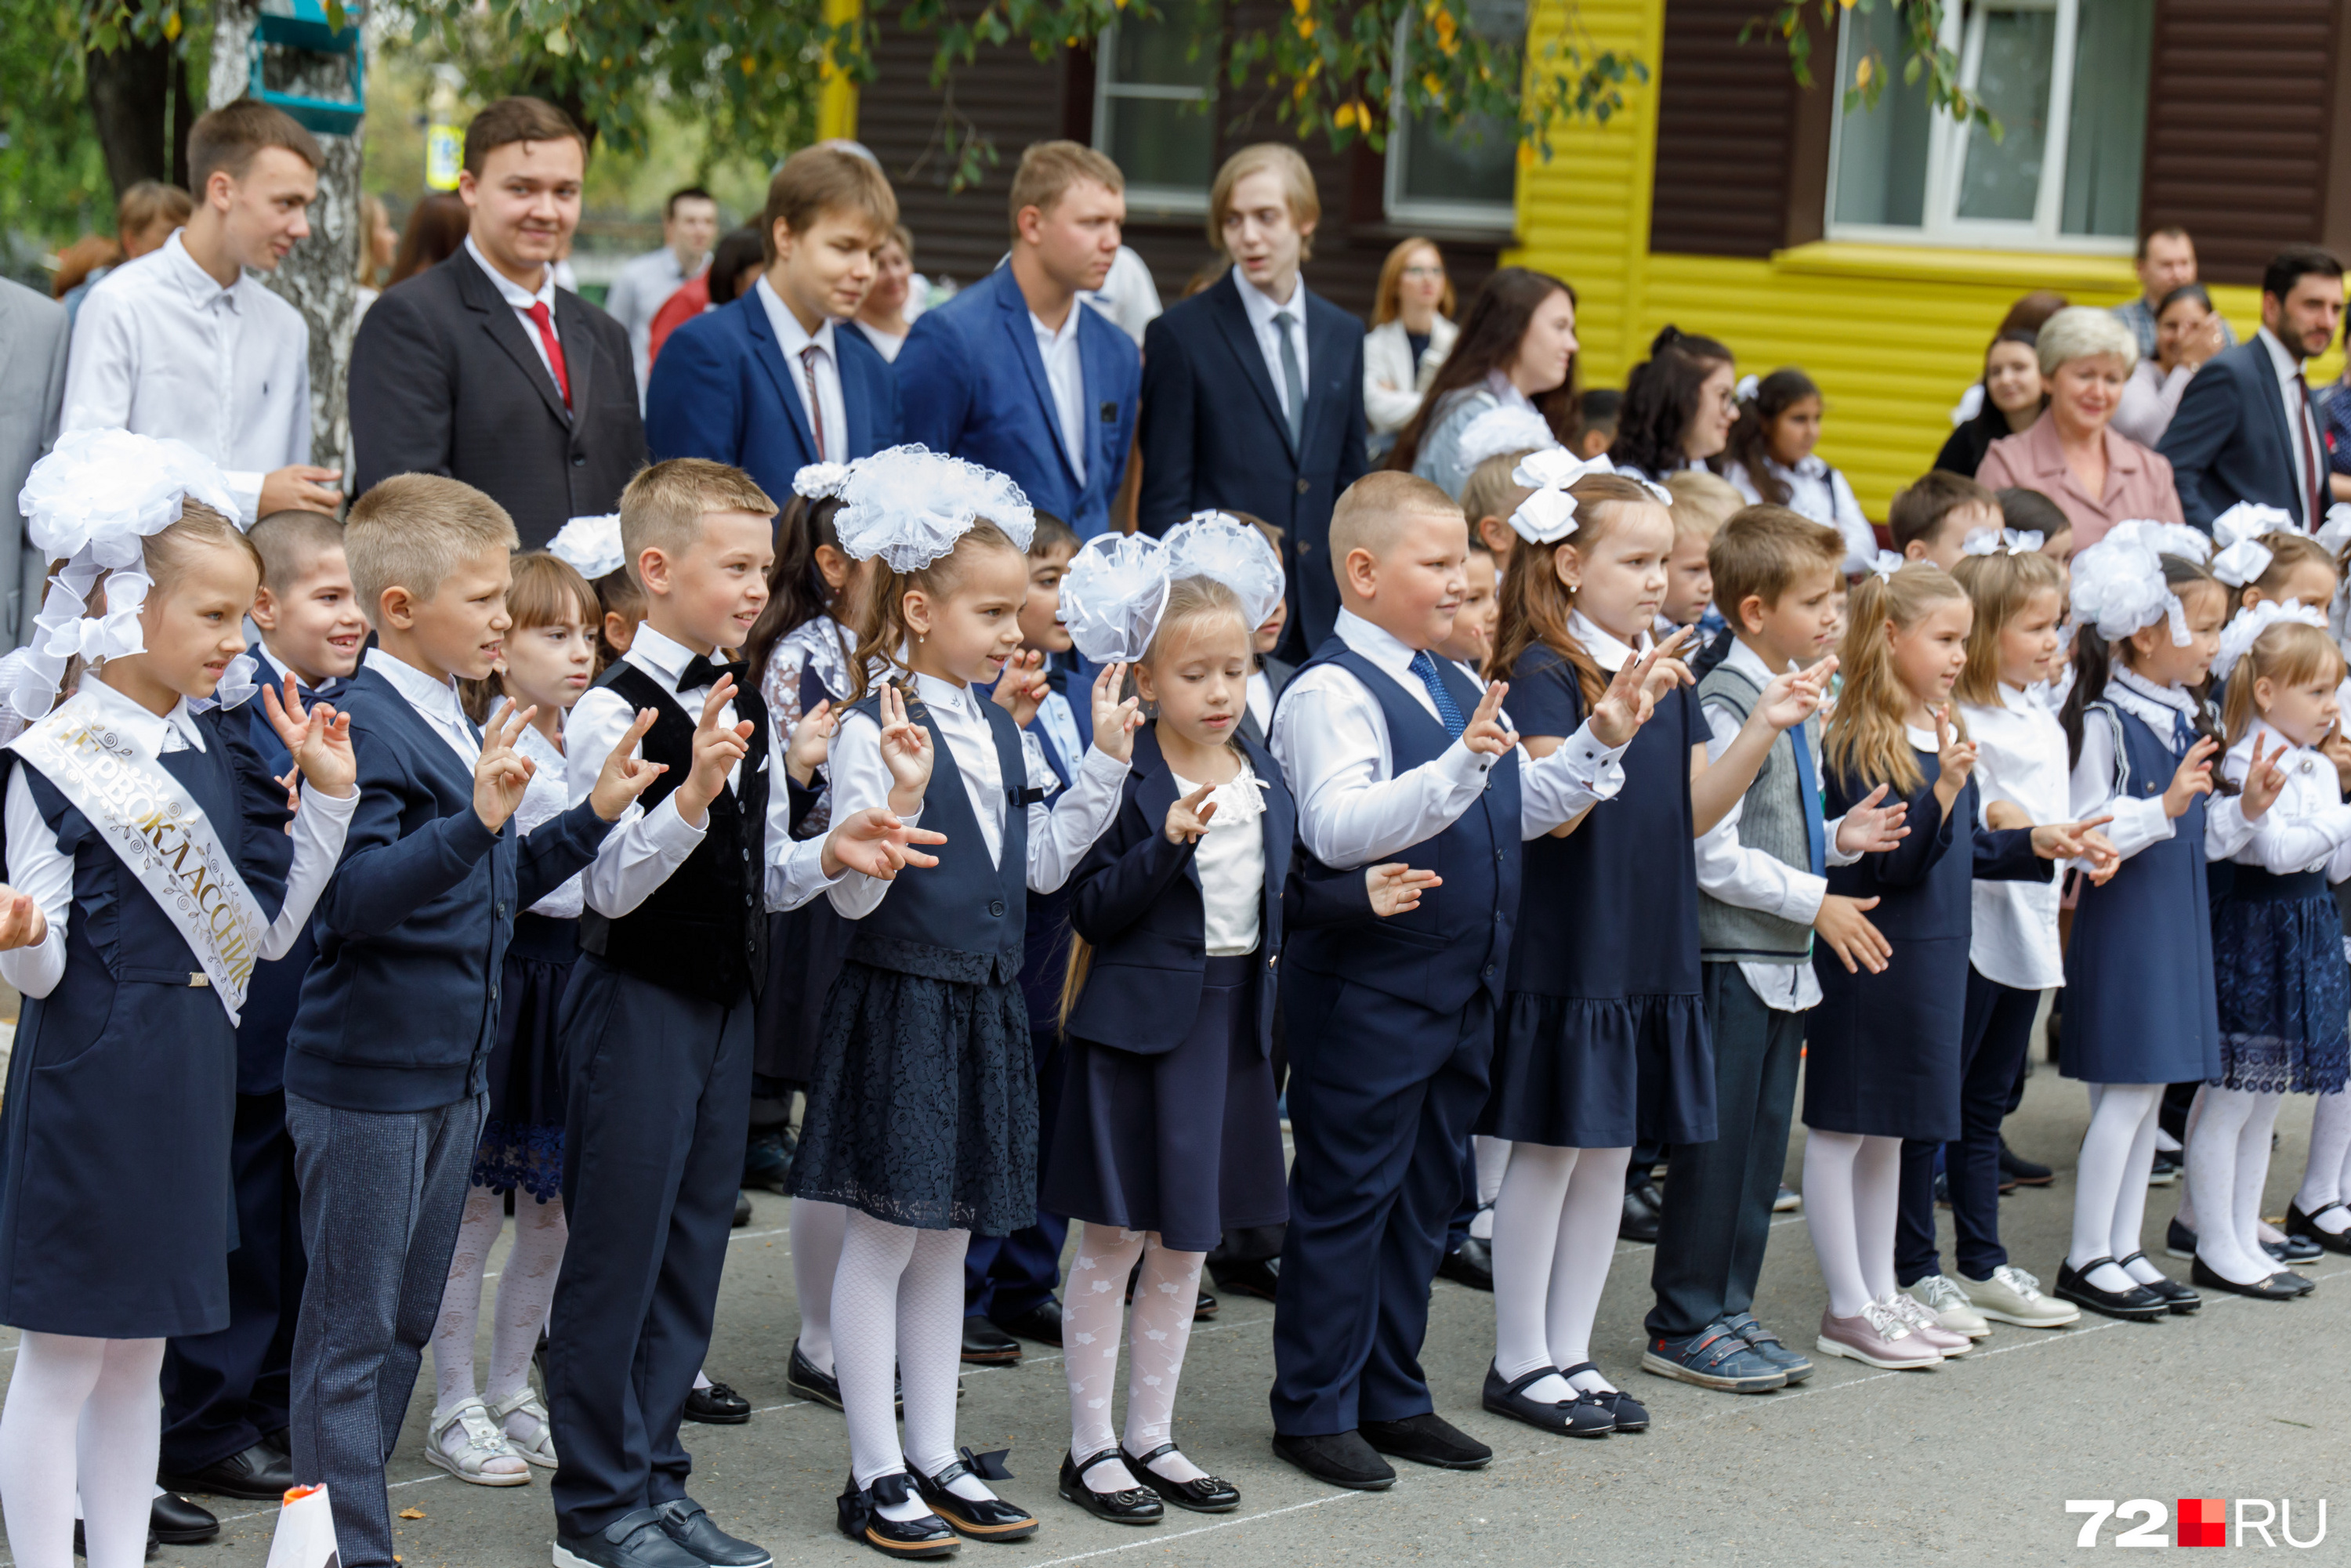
[756,655,857,1088]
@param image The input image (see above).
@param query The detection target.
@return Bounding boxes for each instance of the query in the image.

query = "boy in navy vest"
[548,458,944,1568]
[1266,471,1683,1489]
[284,476,665,1568]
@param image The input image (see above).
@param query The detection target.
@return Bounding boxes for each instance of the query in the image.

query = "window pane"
[1400,108,1517,207]
[1111,4,1218,89]
[1954,7,2056,223]
[2061,0,2152,237]
[1103,96,1218,191]
[1830,0,1932,228]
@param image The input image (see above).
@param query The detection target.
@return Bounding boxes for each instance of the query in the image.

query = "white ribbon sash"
[8,692,266,1024]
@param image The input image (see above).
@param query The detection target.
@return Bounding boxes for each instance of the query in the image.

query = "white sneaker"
[1900,1276,1991,1341]
[425,1396,531,1486]
[1962,1265,2079,1327]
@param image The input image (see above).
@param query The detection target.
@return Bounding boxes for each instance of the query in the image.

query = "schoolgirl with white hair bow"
[0,430,360,1568]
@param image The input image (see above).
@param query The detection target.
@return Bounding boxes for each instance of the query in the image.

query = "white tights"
[0,1332,165,1568]
[2185,1085,2286,1284]
[1489,1143,1630,1403]
[833,1211,980,1523]
[1059,1224,1206,1493]
[1469,1137,1510,1241]
[430,1183,567,1460]
[2070,1084,2166,1294]
[2294,1089,2351,1233]
[792,1198,848,1374]
[1800,1130,1900,1319]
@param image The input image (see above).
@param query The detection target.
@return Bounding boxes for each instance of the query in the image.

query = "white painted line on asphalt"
[1022,1487,1376,1566]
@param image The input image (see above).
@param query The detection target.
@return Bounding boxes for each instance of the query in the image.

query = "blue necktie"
[1788,719,1828,877]
[1407,650,1467,740]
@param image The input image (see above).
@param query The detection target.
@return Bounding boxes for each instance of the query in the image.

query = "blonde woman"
[1364,238,1456,450]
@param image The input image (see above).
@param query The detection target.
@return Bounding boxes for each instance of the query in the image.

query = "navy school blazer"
[644,288,903,509]
[2158,335,2325,531]
[1062,723,1369,1055]
[283,666,614,1114]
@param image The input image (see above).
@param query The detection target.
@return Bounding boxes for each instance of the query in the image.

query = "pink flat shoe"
[1815,1303,1942,1370]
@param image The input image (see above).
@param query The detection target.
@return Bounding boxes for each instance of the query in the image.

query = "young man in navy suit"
[1139,144,1369,655]
[896,141,1142,540]
[2160,245,2346,531]
[645,147,903,504]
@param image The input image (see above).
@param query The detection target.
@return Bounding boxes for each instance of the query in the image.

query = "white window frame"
[1093,16,1217,216]
[1824,0,2135,255]
[1383,16,1518,230]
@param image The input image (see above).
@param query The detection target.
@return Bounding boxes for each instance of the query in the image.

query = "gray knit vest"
[1696,661,1819,964]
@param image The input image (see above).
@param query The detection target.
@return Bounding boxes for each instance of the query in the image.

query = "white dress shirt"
[1034,689,1085,784]
[1031,305,1088,484]
[0,675,357,999]
[1245,669,1275,736]
[2220,719,2351,877]
[1235,272,1310,426]
[2068,667,2255,867]
[1726,455,1875,577]
[62,229,311,523]
[826,670,1128,918]
[852,319,908,363]
[1170,764,1270,956]
[1963,683,2067,991]
[755,277,846,462]
[363,647,478,764]
[1269,609,1628,869]
[2258,325,2324,526]
[606,244,702,398]
[508,717,588,919]
[465,235,563,397]
[1079,246,1164,346]
[1691,636,1861,1013]
[563,623,839,919]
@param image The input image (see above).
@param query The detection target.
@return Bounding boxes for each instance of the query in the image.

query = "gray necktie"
[1273,310,1306,446]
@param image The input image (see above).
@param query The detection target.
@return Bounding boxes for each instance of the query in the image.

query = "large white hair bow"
[793,462,854,502]
[2105,517,2213,565]
[1962,527,2044,557]
[1867,550,1904,583]
[833,445,1035,572]
[2208,500,2294,587]
[1163,511,1285,632]
[549,514,625,581]
[2215,597,2327,675]
[1507,448,1616,545]
[2317,502,2351,557]
[1453,406,1559,473]
[1060,532,1171,664]
[2070,536,2188,646]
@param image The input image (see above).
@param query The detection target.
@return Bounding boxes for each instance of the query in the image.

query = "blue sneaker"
[1639,1320,1785,1392]
[1723,1312,1814,1383]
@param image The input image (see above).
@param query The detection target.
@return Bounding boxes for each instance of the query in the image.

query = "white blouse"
[508,716,586,920]
[2219,718,2351,878]
[1171,763,1269,956]
[1962,685,2067,990]
[2067,667,2256,867]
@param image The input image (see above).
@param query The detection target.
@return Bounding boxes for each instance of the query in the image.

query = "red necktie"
[524,300,571,409]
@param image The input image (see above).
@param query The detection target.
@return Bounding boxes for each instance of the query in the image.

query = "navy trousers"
[1646,965,1806,1338]
[548,959,752,1541]
[964,1019,1067,1321]
[1897,965,2041,1284]
[1271,970,1493,1435]
[161,1088,306,1472]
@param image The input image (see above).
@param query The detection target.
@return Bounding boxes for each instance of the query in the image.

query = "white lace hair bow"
[2105,517,2213,565]
[1867,550,1904,582]
[833,444,1035,572]
[1163,512,1285,632]
[1962,527,2044,557]
[3,429,245,730]
[1060,531,1171,664]
[2070,535,2189,646]
[793,462,854,502]
[1507,448,1616,545]
[2215,597,2327,675]
[1453,406,1559,473]
[549,514,625,581]
[1610,463,1675,505]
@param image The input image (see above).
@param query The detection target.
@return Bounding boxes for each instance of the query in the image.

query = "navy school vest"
[843,685,1035,986]
[1278,639,1521,1009]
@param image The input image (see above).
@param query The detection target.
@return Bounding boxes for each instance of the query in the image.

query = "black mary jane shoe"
[1120,1443,1238,1513]
[1480,1362,1614,1437]
[1059,1448,1165,1525]
[1560,1362,1647,1432]
[2115,1253,2200,1314]
[2052,1258,2168,1322]
[2189,1255,2309,1302]
[787,1340,846,1410]
[911,1447,1038,1541]
[683,1379,751,1424]
[836,1473,959,1559]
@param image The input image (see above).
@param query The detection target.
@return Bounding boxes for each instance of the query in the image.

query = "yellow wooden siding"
[820,0,861,141]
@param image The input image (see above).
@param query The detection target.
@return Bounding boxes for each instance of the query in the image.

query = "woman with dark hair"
[1935,330,2047,477]
[1608,325,1737,483]
[389,191,470,286]
[1390,266,1581,497]
[1723,368,1875,574]
[2114,284,2223,447]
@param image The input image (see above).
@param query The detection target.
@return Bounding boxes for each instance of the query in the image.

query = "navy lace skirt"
[473,914,577,1202]
[2212,876,2351,1095]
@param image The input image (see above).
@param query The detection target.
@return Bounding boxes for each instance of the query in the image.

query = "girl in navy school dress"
[0,438,357,1568]
[1477,465,1828,1436]
[792,448,1136,1557]
[423,550,603,1480]
[2055,541,2277,1320]
[1807,562,2085,1370]
[2190,607,2351,1298]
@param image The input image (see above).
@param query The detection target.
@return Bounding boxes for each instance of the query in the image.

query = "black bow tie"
[678,654,748,693]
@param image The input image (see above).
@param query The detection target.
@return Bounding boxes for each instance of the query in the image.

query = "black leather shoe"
[733,1190,753,1228]
[2271,1232,2324,1264]
[835,1476,958,1559]
[1121,1442,1238,1512]
[1620,1180,1663,1243]
[1436,1235,1494,1291]
[787,1340,844,1410]
[1562,1361,1647,1432]
[912,1447,1038,1540]
[1058,1448,1164,1524]
[1360,1411,1493,1469]
[72,1521,159,1561]
[2148,1150,2181,1185]
[656,1497,773,1566]
[2116,1253,2200,1314]
[960,1316,1021,1364]
[2165,1216,2197,1258]
[1270,1431,1394,1491]
[2190,1255,2309,1301]
[1194,1288,1219,1319]
[160,1439,297,1500]
[1211,1255,1280,1301]
[1480,1363,1611,1438]
[151,1491,219,1544]
[2287,1200,2351,1255]
[683,1381,751,1425]
[993,1298,1063,1348]
[1998,1139,2055,1186]
[556,1506,711,1568]
[741,1127,796,1196]
[2052,1258,2168,1322]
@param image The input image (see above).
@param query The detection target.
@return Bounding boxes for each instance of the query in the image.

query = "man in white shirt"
[605,186,719,402]
[63,99,342,523]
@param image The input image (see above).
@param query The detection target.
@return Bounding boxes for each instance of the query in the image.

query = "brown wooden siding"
[1648,0,1804,257]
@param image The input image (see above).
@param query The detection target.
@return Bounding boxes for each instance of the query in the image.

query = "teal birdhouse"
[247,0,365,137]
